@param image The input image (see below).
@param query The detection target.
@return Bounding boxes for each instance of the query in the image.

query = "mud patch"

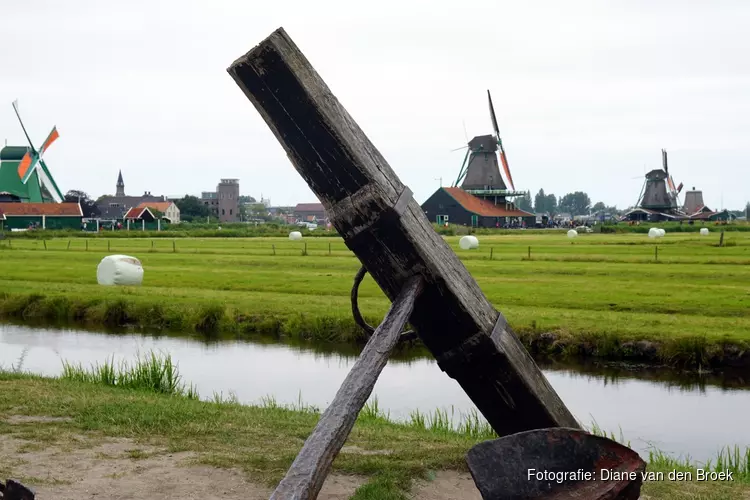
[411,469,481,499]
[4,415,74,424]
[0,435,364,499]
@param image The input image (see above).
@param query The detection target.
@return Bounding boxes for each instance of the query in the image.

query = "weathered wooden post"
[228,27,577,436]
[228,27,644,500]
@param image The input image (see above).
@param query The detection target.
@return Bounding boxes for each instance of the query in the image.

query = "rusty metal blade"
[466,428,646,500]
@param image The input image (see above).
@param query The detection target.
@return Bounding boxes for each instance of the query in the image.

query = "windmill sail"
[17,151,35,182]
[9,100,64,202]
[38,159,64,202]
[487,90,515,191]
[40,127,59,155]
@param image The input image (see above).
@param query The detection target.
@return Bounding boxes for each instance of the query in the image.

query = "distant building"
[136,201,181,223]
[294,202,327,223]
[96,170,167,220]
[421,187,534,228]
[201,179,240,222]
[0,202,83,230]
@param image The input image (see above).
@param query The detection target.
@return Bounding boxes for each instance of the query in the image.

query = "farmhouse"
[294,202,327,223]
[421,187,534,228]
[136,201,180,223]
[0,202,83,230]
[96,171,169,220]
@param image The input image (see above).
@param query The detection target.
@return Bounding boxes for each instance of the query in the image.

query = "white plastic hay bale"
[459,235,479,250]
[567,229,578,239]
[648,227,660,239]
[289,231,303,241]
[700,227,710,236]
[657,228,666,237]
[97,255,144,286]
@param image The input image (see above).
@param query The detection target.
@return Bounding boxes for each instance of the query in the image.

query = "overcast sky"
[2,0,748,209]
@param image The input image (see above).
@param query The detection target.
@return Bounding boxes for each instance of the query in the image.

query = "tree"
[533,189,559,215]
[175,195,211,222]
[591,202,606,213]
[534,189,546,213]
[64,190,100,218]
[516,191,533,212]
[558,191,591,216]
[545,193,558,216]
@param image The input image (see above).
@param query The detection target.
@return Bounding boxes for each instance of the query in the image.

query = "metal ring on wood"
[351,266,418,343]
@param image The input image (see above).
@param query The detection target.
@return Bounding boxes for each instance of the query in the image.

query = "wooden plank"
[270,275,424,500]
[227,27,580,435]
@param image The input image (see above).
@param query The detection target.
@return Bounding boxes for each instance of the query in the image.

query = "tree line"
[512,189,617,217]
[61,189,750,221]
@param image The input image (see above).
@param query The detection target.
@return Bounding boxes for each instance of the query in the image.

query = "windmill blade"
[667,175,676,194]
[487,90,516,191]
[37,159,64,202]
[39,126,59,157]
[487,90,501,139]
[499,150,515,191]
[450,145,469,152]
[453,148,471,187]
[12,100,37,153]
[17,151,39,184]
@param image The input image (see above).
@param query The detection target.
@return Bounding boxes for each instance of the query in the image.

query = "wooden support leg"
[270,275,424,500]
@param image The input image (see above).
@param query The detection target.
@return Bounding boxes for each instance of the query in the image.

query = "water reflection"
[1,323,748,463]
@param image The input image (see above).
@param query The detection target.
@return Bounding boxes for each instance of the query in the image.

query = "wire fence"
[1,237,748,265]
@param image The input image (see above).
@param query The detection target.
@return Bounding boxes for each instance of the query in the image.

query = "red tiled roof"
[0,202,83,217]
[136,201,173,212]
[124,207,153,219]
[442,188,533,217]
[294,203,325,212]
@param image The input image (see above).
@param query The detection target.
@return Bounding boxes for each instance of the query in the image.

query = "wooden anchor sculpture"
[227,28,646,500]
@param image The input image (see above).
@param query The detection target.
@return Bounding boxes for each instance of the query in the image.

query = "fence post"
[85,240,88,251]
[108,240,111,252]
[655,245,658,261]
[43,240,47,250]
[173,240,176,252]
[719,230,725,247]
[152,240,155,250]
[329,242,331,255]
[302,242,308,256]
[489,247,493,260]
[272,244,276,255]
[528,246,531,259]
[67,240,71,250]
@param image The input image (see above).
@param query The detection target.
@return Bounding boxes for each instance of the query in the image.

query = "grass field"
[1,231,750,368]
[1,353,748,499]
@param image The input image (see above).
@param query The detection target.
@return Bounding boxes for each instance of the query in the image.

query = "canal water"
[1,323,748,463]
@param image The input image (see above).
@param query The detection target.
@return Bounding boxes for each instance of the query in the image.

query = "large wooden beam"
[227,28,580,435]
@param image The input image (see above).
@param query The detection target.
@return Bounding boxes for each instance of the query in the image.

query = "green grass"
[0,352,748,499]
[1,232,750,368]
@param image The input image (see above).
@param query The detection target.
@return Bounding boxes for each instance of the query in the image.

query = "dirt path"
[0,429,481,499]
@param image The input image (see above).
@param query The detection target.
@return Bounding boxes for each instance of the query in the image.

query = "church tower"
[116,170,125,196]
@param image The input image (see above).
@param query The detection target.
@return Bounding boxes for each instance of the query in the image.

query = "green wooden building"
[0,202,83,230]
[0,146,56,203]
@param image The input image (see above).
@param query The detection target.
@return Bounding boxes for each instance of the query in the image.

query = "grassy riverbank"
[2,232,750,369]
[0,353,748,499]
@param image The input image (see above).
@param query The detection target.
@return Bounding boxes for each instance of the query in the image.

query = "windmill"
[452,90,518,200]
[629,149,685,221]
[10,100,64,203]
